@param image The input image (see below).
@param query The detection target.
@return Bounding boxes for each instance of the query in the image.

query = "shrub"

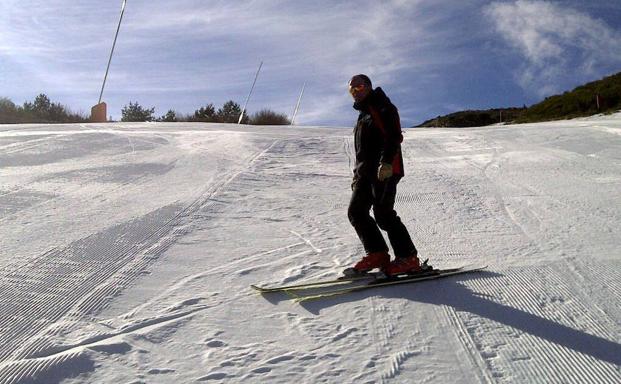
[249,109,291,125]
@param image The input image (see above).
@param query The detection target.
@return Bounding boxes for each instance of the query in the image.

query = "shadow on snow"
[257,270,621,367]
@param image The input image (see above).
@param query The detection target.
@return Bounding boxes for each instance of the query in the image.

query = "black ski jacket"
[352,87,404,181]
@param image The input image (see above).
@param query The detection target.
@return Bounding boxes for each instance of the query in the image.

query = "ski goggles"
[349,84,366,95]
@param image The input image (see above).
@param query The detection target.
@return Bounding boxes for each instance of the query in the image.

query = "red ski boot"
[344,251,390,276]
[384,255,423,276]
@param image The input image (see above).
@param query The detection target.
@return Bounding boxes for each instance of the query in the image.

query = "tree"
[249,109,291,125]
[0,97,18,124]
[0,97,17,115]
[159,110,177,122]
[217,100,247,123]
[32,94,52,114]
[18,93,84,123]
[121,101,155,122]
[193,103,216,122]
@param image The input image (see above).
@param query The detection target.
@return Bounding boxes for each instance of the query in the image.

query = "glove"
[377,163,393,181]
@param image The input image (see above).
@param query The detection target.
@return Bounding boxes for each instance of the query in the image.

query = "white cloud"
[485,0,621,96]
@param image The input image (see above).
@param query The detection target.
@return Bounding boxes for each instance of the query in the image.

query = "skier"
[347,74,423,276]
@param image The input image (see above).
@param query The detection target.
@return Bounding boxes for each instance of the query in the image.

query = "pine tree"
[160,110,177,122]
[217,100,245,123]
[193,104,216,122]
[121,101,155,122]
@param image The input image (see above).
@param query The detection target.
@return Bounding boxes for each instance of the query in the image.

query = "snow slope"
[1,115,620,383]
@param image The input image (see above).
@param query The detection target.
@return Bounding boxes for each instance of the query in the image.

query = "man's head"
[348,74,372,103]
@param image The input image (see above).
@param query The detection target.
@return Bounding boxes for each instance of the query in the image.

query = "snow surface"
[1,115,620,383]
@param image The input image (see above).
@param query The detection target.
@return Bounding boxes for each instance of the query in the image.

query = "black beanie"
[350,74,372,88]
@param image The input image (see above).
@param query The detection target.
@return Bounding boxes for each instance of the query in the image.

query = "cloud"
[485,0,621,96]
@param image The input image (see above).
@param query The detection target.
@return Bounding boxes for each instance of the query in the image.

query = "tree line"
[515,71,621,123]
[416,70,621,127]
[122,100,290,125]
[0,94,291,125]
[0,94,88,124]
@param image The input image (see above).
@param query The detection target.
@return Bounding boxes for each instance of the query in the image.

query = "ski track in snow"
[1,117,620,383]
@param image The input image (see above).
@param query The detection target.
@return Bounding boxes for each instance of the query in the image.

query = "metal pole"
[291,82,306,125]
[238,61,263,124]
[596,94,601,110]
[99,0,127,104]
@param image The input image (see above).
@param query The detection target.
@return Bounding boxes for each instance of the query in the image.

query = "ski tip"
[454,264,488,271]
[250,284,268,292]
[470,264,489,270]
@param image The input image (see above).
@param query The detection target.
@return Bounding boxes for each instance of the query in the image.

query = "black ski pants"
[348,176,417,259]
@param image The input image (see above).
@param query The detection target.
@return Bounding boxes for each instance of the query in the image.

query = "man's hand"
[377,163,393,181]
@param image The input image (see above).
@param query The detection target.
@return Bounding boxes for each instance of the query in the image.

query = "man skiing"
[347,74,423,276]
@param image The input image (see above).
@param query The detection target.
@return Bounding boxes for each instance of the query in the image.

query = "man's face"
[349,79,371,103]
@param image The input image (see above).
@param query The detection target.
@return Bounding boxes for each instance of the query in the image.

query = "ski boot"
[342,251,390,277]
[384,255,431,277]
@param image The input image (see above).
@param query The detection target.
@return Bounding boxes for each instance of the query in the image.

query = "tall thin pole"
[99,0,127,104]
[238,61,263,124]
[291,82,306,125]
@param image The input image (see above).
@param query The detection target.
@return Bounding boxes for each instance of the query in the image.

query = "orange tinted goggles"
[349,84,365,94]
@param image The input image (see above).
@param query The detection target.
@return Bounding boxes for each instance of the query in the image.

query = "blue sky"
[1,0,621,126]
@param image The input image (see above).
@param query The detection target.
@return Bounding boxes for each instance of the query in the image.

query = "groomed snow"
[1,115,620,383]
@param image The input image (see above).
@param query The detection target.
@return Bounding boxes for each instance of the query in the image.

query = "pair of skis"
[251,265,487,302]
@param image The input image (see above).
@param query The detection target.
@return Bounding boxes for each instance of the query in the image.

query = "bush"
[121,101,155,122]
[249,109,291,125]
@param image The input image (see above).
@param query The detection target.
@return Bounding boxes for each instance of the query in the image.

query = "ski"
[251,271,382,293]
[251,259,435,293]
[292,265,487,302]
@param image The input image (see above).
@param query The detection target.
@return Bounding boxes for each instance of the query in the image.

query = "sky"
[1,0,621,127]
